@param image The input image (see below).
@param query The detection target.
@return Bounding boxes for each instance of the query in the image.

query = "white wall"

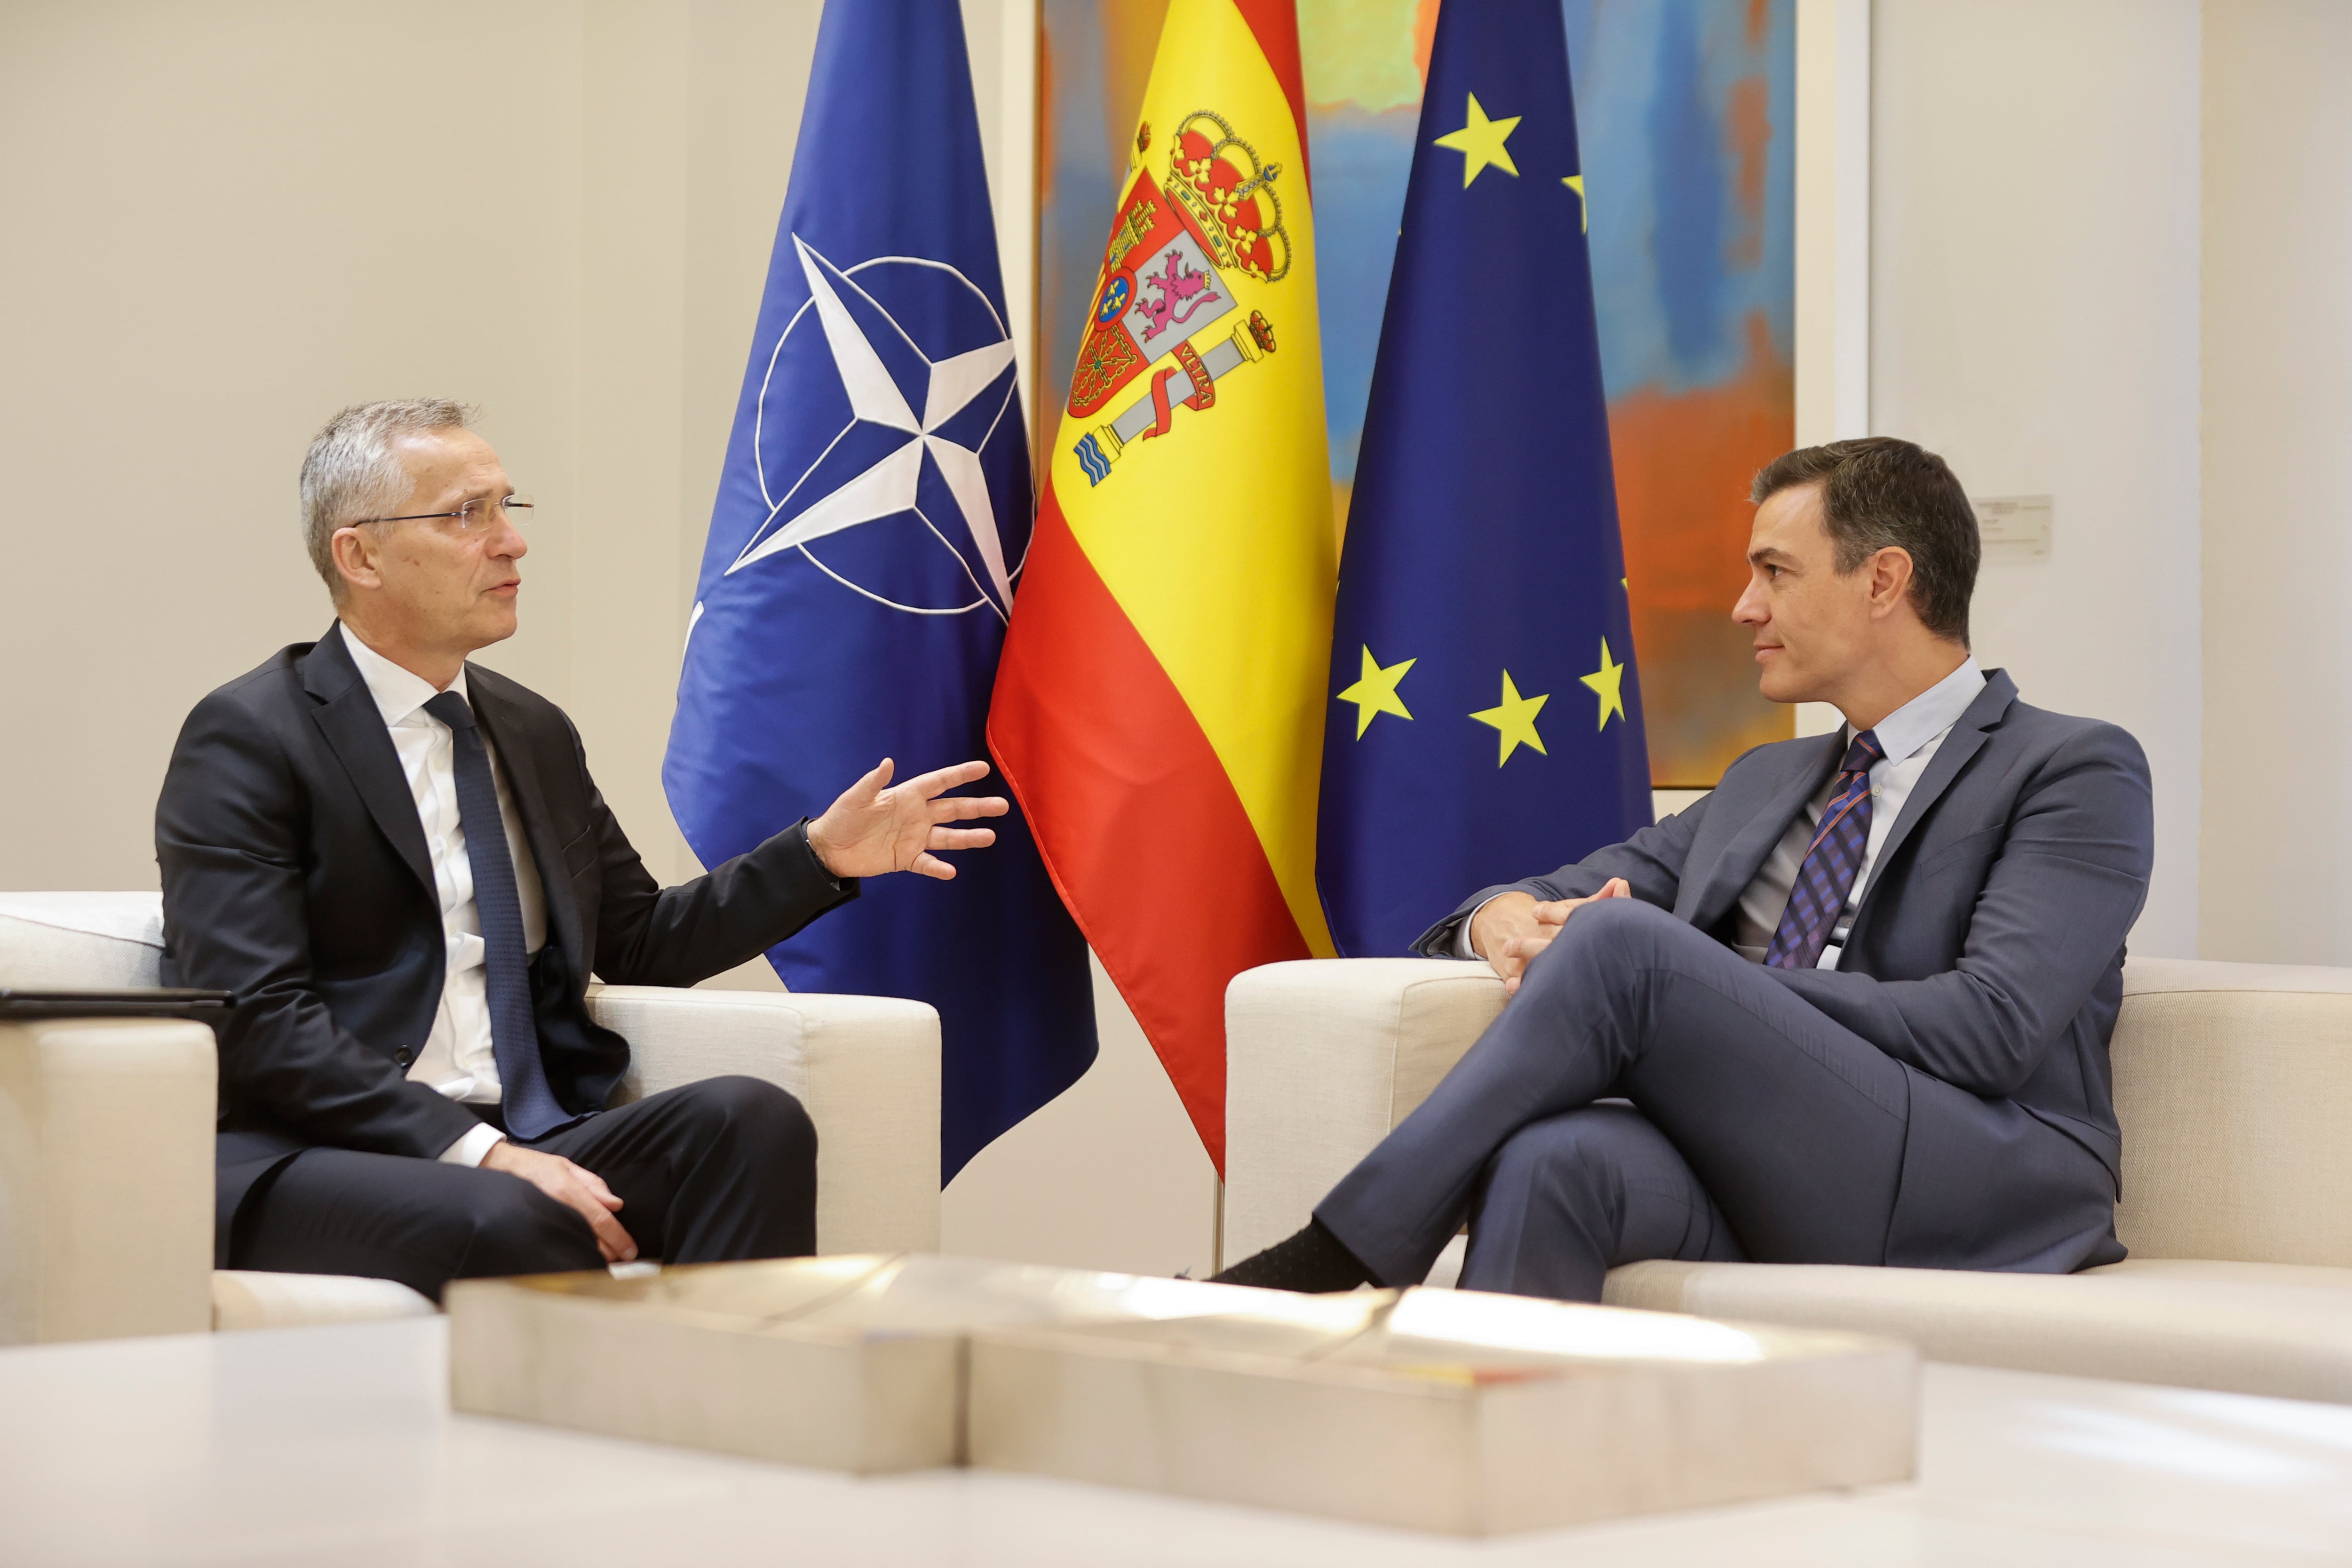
[0,0,1217,1276]
[2199,0,2352,964]
[1870,0,2204,957]
[1793,0,1871,452]
[0,0,1039,894]
[0,1,594,890]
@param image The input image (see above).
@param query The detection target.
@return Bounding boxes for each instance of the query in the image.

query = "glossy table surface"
[4,1317,2349,1566]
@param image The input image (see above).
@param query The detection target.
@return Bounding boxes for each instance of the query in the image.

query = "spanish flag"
[990,0,1334,1171]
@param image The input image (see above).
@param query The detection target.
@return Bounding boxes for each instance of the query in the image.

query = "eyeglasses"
[352,495,535,532]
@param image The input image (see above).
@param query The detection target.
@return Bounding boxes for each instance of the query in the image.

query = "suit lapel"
[1854,669,2018,907]
[1688,731,1844,931]
[301,626,434,894]
[465,669,585,976]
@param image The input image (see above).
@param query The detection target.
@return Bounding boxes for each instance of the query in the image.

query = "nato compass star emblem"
[720,236,1024,621]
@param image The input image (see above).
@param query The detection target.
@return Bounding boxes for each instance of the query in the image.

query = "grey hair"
[299,399,475,593]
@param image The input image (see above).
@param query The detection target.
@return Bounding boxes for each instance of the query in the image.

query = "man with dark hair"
[160,402,1009,1300]
[1219,437,2152,1301]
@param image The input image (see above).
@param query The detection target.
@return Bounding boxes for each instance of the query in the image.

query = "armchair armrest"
[2114,958,2352,1266]
[0,1018,215,1344]
[587,987,941,1257]
[1223,959,1504,1259]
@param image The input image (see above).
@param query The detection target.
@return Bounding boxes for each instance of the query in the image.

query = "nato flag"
[1317,0,1653,958]
[664,0,1096,1179]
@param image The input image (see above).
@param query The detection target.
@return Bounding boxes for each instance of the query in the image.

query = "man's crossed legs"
[231,1075,816,1300]
[1223,899,2115,1299]
[1318,899,1908,1298]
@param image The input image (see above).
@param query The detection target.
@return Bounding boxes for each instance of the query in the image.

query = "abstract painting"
[1038,0,1796,785]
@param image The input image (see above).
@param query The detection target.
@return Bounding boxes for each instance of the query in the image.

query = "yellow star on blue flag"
[1315,0,1651,957]
[1434,93,1522,186]
[1581,637,1627,729]
[1470,672,1549,764]
[1336,646,1416,739]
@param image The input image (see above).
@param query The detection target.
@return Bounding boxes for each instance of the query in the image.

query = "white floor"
[701,949,1229,1280]
[5,1320,2350,1566]
[940,954,1223,1279]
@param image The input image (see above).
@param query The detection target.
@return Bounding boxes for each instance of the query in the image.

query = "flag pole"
[1212,1177,1225,1274]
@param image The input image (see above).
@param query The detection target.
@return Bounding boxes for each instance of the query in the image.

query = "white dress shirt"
[1728,657,1986,966]
[339,623,547,1166]
[1458,658,1986,971]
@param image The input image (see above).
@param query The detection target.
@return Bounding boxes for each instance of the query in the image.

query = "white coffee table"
[4,1317,2347,1565]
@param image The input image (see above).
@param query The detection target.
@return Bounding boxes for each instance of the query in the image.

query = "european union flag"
[664,0,1096,1179]
[1317,0,1652,957]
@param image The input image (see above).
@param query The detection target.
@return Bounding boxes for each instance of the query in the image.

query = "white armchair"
[1225,955,2352,1404]
[0,892,940,1342]
[1224,958,1503,1264]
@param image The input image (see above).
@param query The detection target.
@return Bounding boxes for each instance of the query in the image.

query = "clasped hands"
[1470,877,1633,995]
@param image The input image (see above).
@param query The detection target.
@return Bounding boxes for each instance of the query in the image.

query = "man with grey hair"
[158,400,1007,1298]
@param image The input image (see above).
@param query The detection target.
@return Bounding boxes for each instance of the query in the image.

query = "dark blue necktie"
[1764,729,1885,971]
[423,691,568,1140]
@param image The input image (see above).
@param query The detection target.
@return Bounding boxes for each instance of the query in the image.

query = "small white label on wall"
[1973,495,2053,561]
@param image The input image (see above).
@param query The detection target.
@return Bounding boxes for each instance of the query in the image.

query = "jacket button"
[395,1049,414,1067]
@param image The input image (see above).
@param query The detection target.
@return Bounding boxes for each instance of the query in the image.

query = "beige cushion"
[0,1017,215,1344]
[2115,959,2352,1266]
[1602,1257,2352,1404]
[590,985,942,1256]
[1226,960,1500,1258]
[0,892,167,990]
[211,1270,437,1331]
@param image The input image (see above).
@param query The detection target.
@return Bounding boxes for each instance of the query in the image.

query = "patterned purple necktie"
[1764,729,1885,971]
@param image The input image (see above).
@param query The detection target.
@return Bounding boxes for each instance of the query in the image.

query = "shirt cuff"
[439,1122,507,1167]
[1455,896,1503,960]
[793,818,857,896]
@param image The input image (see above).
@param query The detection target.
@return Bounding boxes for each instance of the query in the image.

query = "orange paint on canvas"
[1613,313,1795,786]
[1724,76,1769,267]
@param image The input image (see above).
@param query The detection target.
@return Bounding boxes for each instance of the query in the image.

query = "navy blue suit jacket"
[157,627,856,1263]
[1419,670,2153,1266]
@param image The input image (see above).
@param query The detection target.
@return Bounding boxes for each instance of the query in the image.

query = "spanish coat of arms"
[1070,110,1288,486]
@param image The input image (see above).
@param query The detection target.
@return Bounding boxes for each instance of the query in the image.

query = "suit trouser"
[230,1075,817,1301]
[1316,899,2068,1301]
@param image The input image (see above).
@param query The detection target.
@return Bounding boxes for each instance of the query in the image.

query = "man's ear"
[1867,547,1916,621]
[330,525,383,597]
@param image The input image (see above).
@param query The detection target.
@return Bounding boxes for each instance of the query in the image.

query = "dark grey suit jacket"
[1417,670,2153,1266]
[157,626,858,1263]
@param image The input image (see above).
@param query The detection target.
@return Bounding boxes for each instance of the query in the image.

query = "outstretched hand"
[807,758,1009,881]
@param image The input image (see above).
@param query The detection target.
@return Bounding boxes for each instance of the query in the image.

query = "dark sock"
[1209,1218,1375,1293]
